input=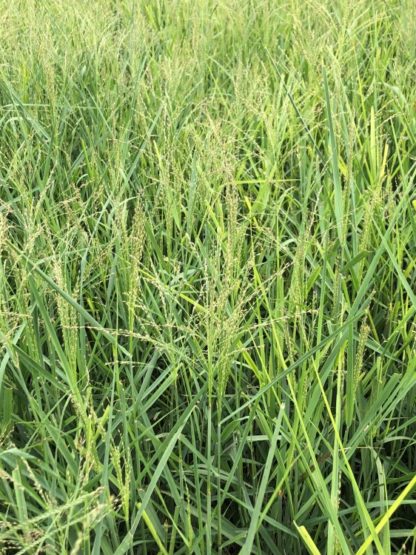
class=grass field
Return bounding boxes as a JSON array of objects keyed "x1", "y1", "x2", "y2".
[{"x1": 0, "y1": 0, "x2": 416, "y2": 553}]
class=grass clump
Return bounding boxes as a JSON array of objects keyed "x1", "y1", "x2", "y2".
[{"x1": 0, "y1": 0, "x2": 415, "y2": 553}]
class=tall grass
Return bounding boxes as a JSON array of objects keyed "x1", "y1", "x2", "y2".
[{"x1": 0, "y1": 0, "x2": 415, "y2": 553}]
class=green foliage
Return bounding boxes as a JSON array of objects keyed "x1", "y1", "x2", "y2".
[{"x1": 0, "y1": 0, "x2": 415, "y2": 553}]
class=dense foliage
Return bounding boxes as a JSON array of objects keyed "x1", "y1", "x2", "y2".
[{"x1": 0, "y1": 1, "x2": 415, "y2": 553}]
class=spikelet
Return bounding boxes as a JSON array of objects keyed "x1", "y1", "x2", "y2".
[
  {"x1": 332, "y1": 259, "x2": 342, "y2": 321},
  {"x1": 225, "y1": 183, "x2": 239, "y2": 286},
  {"x1": 354, "y1": 319, "x2": 370, "y2": 392},
  {"x1": 216, "y1": 183, "x2": 247, "y2": 415},
  {"x1": 0, "y1": 215, "x2": 12, "y2": 348},
  {"x1": 111, "y1": 443, "x2": 131, "y2": 522},
  {"x1": 0, "y1": 213, "x2": 7, "y2": 251},
  {"x1": 217, "y1": 301, "x2": 243, "y2": 416},
  {"x1": 127, "y1": 198, "x2": 145, "y2": 330},
  {"x1": 52, "y1": 260, "x2": 78, "y2": 375},
  {"x1": 22, "y1": 458, "x2": 54, "y2": 508}
]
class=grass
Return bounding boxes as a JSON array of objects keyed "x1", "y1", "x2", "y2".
[{"x1": 0, "y1": 0, "x2": 415, "y2": 553}]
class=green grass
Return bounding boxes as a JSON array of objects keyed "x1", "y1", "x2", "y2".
[{"x1": 0, "y1": 0, "x2": 415, "y2": 553}]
